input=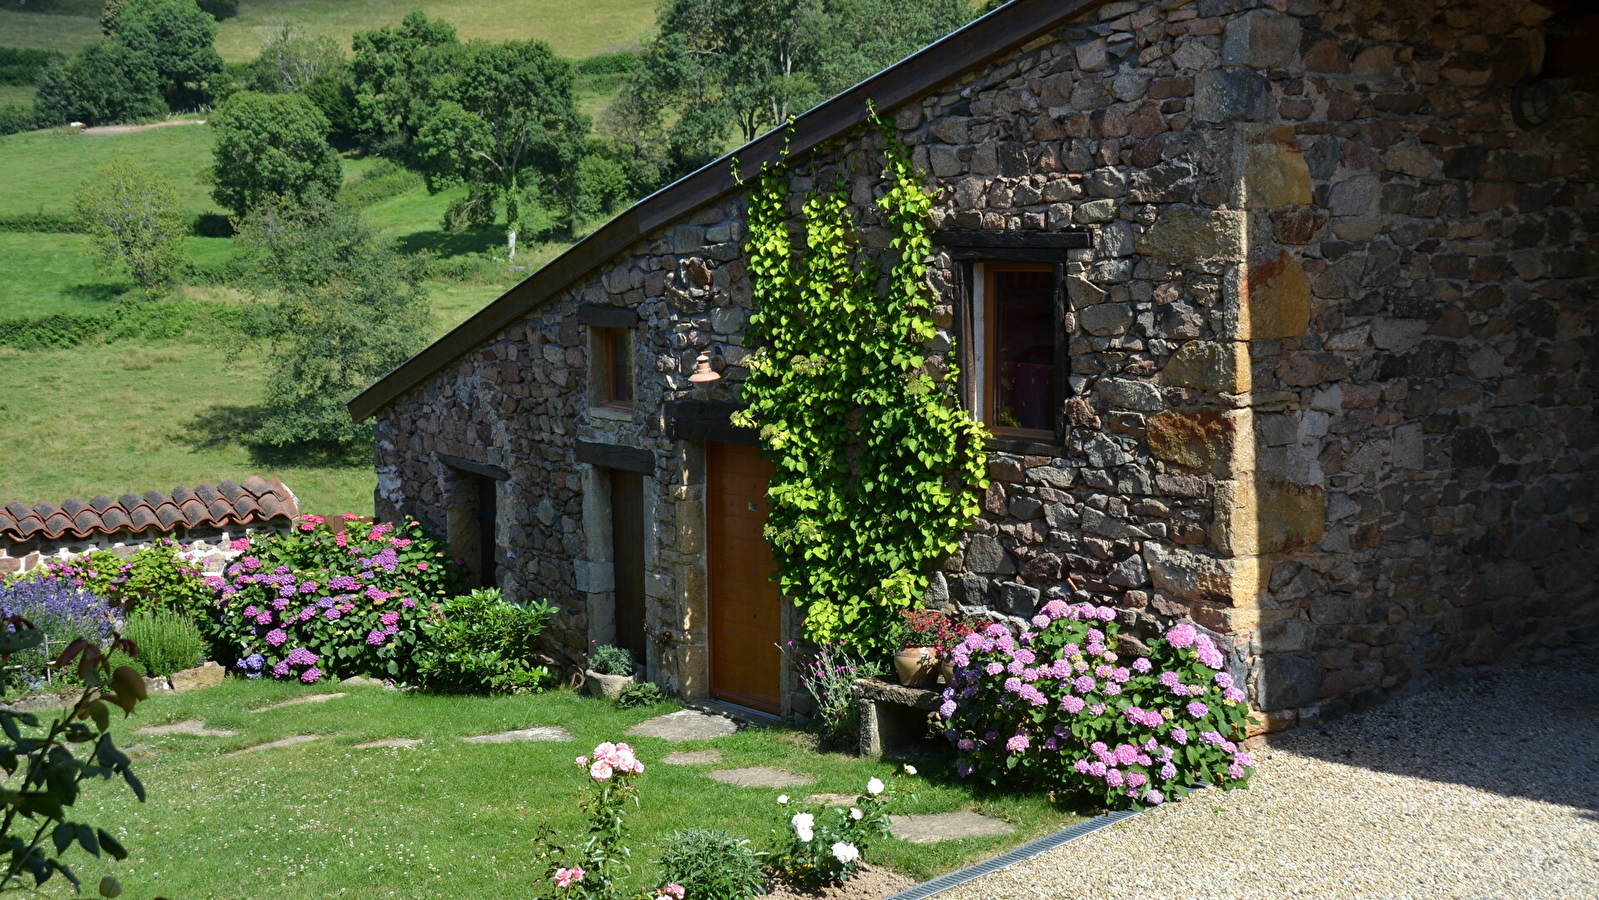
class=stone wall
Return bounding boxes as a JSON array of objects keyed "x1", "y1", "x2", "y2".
[
  {"x1": 0, "y1": 524, "x2": 290, "y2": 576},
  {"x1": 371, "y1": 0, "x2": 1597, "y2": 724}
]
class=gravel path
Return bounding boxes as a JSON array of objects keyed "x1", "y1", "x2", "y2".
[{"x1": 940, "y1": 655, "x2": 1599, "y2": 900}]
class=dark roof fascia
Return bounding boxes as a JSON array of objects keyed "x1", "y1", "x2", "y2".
[{"x1": 347, "y1": 0, "x2": 1103, "y2": 422}]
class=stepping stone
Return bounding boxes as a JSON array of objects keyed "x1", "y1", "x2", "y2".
[
  {"x1": 353, "y1": 738, "x2": 422, "y2": 749},
  {"x1": 805, "y1": 793, "x2": 859, "y2": 807},
  {"x1": 462, "y1": 726, "x2": 573, "y2": 744},
  {"x1": 251, "y1": 692, "x2": 348, "y2": 712},
  {"x1": 228, "y1": 735, "x2": 321, "y2": 756},
  {"x1": 137, "y1": 719, "x2": 238, "y2": 737},
  {"x1": 340, "y1": 676, "x2": 385, "y2": 687},
  {"x1": 661, "y1": 749, "x2": 723, "y2": 765},
  {"x1": 706, "y1": 767, "x2": 815, "y2": 788},
  {"x1": 626, "y1": 709, "x2": 737, "y2": 742},
  {"x1": 888, "y1": 811, "x2": 1015, "y2": 844}
]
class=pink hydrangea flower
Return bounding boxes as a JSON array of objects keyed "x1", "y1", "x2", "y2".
[
  {"x1": 1005, "y1": 733, "x2": 1029, "y2": 753},
  {"x1": 1166, "y1": 623, "x2": 1198, "y2": 649}
]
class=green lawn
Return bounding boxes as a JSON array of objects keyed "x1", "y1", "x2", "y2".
[
  {"x1": 0, "y1": 232, "x2": 240, "y2": 318},
  {"x1": 59, "y1": 680, "x2": 1078, "y2": 898},
  {"x1": 0, "y1": 9, "x2": 100, "y2": 55},
  {"x1": 0, "y1": 121, "x2": 221, "y2": 219}
]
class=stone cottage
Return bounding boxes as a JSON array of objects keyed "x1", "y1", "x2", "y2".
[{"x1": 349, "y1": 0, "x2": 1598, "y2": 728}]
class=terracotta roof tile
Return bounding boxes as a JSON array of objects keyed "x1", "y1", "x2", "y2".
[{"x1": 0, "y1": 478, "x2": 299, "y2": 542}]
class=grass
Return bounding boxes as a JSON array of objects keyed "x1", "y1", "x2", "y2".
[
  {"x1": 0, "y1": 233, "x2": 240, "y2": 318},
  {"x1": 0, "y1": 120, "x2": 220, "y2": 219},
  {"x1": 0, "y1": 84, "x2": 33, "y2": 106},
  {"x1": 0, "y1": 0, "x2": 655, "y2": 60},
  {"x1": 60, "y1": 680, "x2": 1081, "y2": 898}
]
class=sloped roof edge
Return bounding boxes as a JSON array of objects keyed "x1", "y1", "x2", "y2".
[{"x1": 347, "y1": 0, "x2": 1103, "y2": 422}]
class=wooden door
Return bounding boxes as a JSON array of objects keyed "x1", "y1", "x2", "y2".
[
  {"x1": 611, "y1": 471, "x2": 647, "y2": 663},
  {"x1": 707, "y1": 443, "x2": 782, "y2": 714}
]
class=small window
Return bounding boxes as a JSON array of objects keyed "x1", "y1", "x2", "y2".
[
  {"x1": 975, "y1": 265, "x2": 1057, "y2": 438},
  {"x1": 600, "y1": 328, "x2": 634, "y2": 408}
]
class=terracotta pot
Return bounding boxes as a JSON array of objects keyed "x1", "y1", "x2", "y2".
[
  {"x1": 894, "y1": 646, "x2": 940, "y2": 688},
  {"x1": 938, "y1": 659, "x2": 955, "y2": 686}
]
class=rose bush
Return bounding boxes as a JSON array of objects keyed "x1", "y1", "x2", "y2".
[
  {"x1": 206, "y1": 515, "x2": 467, "y2": 683},
  {"x1": 939, "y1": 601, "x2": 1256, "y2": 809},
  {"x1": 770, "y1": 768, "x2": 909, "y2": 888},
  {"x1": 533, "y1": 741, "x2": 647, "y2": 900}
]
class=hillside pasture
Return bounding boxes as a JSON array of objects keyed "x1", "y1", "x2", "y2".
[
  {"x1": 0, "y1": 120, "x2": 220, "y2": 218},
  {"x1": 0, "y1": 8, "x2": 100, "y2": 56}
]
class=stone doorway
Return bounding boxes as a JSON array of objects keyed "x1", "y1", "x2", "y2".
[{"x1": 706, "y1": 442, "x2": 782, "y2": 714}]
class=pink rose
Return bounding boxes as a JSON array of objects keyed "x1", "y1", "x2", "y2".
[
  {"x1": 554, "y1": 866, "x2": 585, "y2": 888},
  {"x1": 590, "y1": 761, "x2": 613, "y2": 781}
]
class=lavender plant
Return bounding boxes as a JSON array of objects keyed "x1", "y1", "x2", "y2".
[
  {"x1": 789, "y1": 642, "x2": 884, "y2": 750},
  {"x1": 0, "y1": 580, "x2": 121, "y2": 691},
  {"x1": 939, "y1": 601, "x2": 1257, "y2": 810}
]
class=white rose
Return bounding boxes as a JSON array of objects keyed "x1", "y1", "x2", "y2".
[
  {"x1": 792, "y1": 812, "x2": 814, "y2": 842},
  {"x1": 830, "y1": 842, "x2": 860, "y2": 864},
  {"x1": 903, "y1": 764, "x2": 917, "y2": 775},
  {"x1": 796, "y1": 825, "x2": 814, "y2": 842},
  {"x1": 866, "y1": 777, "x2": 884, "y2": 796},
  {"x1": 849, "y1": 807, "x2": 863, "y2": 820},
  {"x1": 777, "y1": 795, "x2": 788, "y2": 804}
]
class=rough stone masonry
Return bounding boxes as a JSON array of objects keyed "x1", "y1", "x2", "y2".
[{"x1": 371, "y1": 0, "x2": 1598, "y2": 728}]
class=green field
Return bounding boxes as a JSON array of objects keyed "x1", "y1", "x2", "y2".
[
  {"x1": 0, "y1": 121, "x2": 221, "y2": 218},
  {"x1": 0, "y1": 0, "x2": 655, "y2": 60},
  {"x1": 0, "y1": 83, "x2": 33, "y2": 105}
]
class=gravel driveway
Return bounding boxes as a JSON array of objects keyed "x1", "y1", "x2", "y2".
[{"x1": 940, "y1": 654, "x2": 1599, "y2": 900}]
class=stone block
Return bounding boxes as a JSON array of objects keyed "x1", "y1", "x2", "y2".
[
  {"x1": 1142, "y1": 542, "x2": 1259, "y2": 606},
  {"x1": 1147, "y1": 408, "x2": 1251, "y2": 477},
  {"x1": 169, "y1": 662, "x2": 225, "y2": 694},
  {"x1": 574, "y1": 559, "x2": 615, "y2": 594},
  {"x1": 1096, "y1": 377, "x2": 1163, "y2": 412},
  {"x1": 1240, "y1": 251, "x2": 1311, "y2": 340},
  {"x1": 1137, "y1": 205, "x2": 1245, "y2": 261},
  {"x1": 1211, "y1": 477, "x2": 1327, "y2": 557},
  {"x1": 1221, "y1": 11, "x2": 1303, "y2": 70},
  {"x1": 1249, "y1": 618, "x2": 1317, "y2": 654},
  {"x1": 1328, "y1": 174, "x2": 1380, "y2": 217},
  {"x1": 1392, "y1": 422, "x2": 1424, "y2": 470},
  {"x1": 1163, "y1": 341, "x2": 1251, "y2": 394},
  {"x1": 1240, "y1": 126, "x2": 1312, "y2": 209},
  {"x1": 995, "y1": 581, "x2": 1041, "y2": 617},
  {"x1": 963, "y1": 534, "x2": 1014, "y2": 575},
  {"x1": 1193, "y1": 69, "x2": 1269, "y2": 123},
  {"x1": 1248, "y1": 654, "x2": 1323, "y2": 711},
  {"x1": 1080, "y1": 302, "x2": 1134, "y2": 336}
]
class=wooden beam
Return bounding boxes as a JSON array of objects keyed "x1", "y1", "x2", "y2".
[
  {"x1": 346, "y1": 0, "x2": 1107, "y2": 423},
  {"x1": 438, "y1": 454, "x2": 509, "y2": 481},
  {"x1": 664, "y1": 401, "x2": 760, "y2": 447},
  {"x1": 574, "y1": 441, "x2": 655, "y2": 474},
  {"x1": 576, "y1": 304, "x2": 639, "y2": 329}
]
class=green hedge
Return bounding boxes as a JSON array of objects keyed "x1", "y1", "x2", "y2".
[
  {"x1": 0, "y1": 48, "x2": 63, "y2": 87},
  {"x1": 0, "y1": 299, "x2": 252, "y2": 351}
]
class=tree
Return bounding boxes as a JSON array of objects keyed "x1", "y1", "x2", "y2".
[
  {"x1": 348, "y1": 11, "x2": 459, "y2": 155},
  {"x1": 412, "y1": 39, "x2": 588, "y2": 258},
  {"x1": 59, "y1": 40, "x2": 166, "y2": 126},
  {"x1": 210, "y1": 91, "x2": 342, "y2": 216},
  {"x1": 112, "y1": 0, "x2": 225, "y2": 110},
  {"x1": 73, "y1": 160, "x2": 188, "y2": 293},
  {"x1": 248, "y1": 24, "x2": 343, "y2": 94},
  {"x1": 235, "y1": 197, "x2": 433, "y2": 451}
]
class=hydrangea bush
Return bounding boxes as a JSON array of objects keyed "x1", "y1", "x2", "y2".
[
  {"x1": 38, "y1": 539, "x2": 213, "y2": 620},
  {"x1": 939, "y1": 601, "x2": 1256, "y2": 810},
  {"x1": 207, "y1": 516, "x2": 467, "y2": 683}
]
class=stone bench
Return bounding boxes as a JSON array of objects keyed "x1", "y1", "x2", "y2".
[{"x1": 855, "y1": 677, "x2": 942, "y2": 759}]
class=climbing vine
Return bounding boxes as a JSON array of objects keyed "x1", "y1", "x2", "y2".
[{"x1": 733, "y1": 111, "x2": 989, "y2": 655}]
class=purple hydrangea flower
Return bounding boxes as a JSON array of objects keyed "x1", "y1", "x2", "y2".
[
  {"x1": 1132, "y1": 657, "x2": 1152, "y2": 673},
  {"x1": 272, "y1": 660, "x2": 291, "y2": 678},
  {"x1": 286, "y1": 647, "x2": 318, "y2": 666},
  {"x1": 266, "y1": 628, "x2": 288, "y2": 647},
  {"x1": 301, "y1": 667, "x2": 322, "y2": 684},
  {"x1": 1073, "y1": 675, "x2": 1096, "y2": 694},
  {"x1": 379, "y1": 612, "x2": 400, "y2": 627},
  {"x1": 1188, "y1": 701, "x2": 1210, "y2": 719},
  {"x1": 1005, "y1": 733, "x2": 1029, "y2": 753},
  {"x1": 1160, "y1": 761, "x2": 1177, "y2": 780},
  {"x1": 366, "y1": 630, "x2": 386, "y2": 646},
  {"x1": 324, "y1": 607, "x2": 342, "y2": 621}
]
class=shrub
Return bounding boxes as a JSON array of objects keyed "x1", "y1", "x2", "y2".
[
  {"x1": 0, "y1": 48, "x2": 64, "y2": 87},
  {"x1": 792, "y1": 642, "x2": 883, "y2": 750},
  {"x1": 939, "y1": 602, "x2": 1257, "y2": 810},
  {"x1": 0, "y1": 299, "x2": 251, "y2": 351},
  {"x1": 74, "y1": 159, "x2": 189, "y2": 292},
  {"x1": 210, "y1": 91, "x2": 342, "y2": 216},
  {"x1": 413, "y1": 588, "x2": 556, "y2": 693},
  {"x1": 770, "y1": 770, "x2": 907, "y2": 888},
  {"x1": 341, "y1": 158, "x2": 425, "y2": 207},
  {"x1": 41, "y1": 539, "x2": 213, "y2": 620},
  {"x1": 616, "y1": 681, "x2": 664, "y2": 709},
  {"x1": 531, "y1": 741, "x2": 648, "y2": 900},
  {"x1": 0, "y1": 579, "x2": 121, "y2": 691},
  {"x1": 123, "y1": 610, "x2": 206, "y2": 677},
  {"x1": 588, "y1": 643, "x2": 633, "y2": 676},
  {"x1": 655, "y1": 828, "x2": 764, "y2": 900},
  {"x1": 208, "y1": 515, "x2": 469, "y2": 683},
  {"x1": 0, "y1": 103, "x2": 35, "y2": 136}
]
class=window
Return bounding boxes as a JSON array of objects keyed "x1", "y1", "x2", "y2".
[
  {"x1": 599, "y1": 327, "x2": 634, "y2": 408},
  {"x1": 973, "y1": 264, "x2": 1059, "y2": 440}
]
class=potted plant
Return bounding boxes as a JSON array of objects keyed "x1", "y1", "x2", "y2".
[
  {"x1": 585, "y1": 643, "x2": 639, "y2": 700},
  {"x1": 892, "y1": 609, "x2": 958, "y2": 688}
]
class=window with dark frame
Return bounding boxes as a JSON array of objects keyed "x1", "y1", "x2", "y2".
[
  {"x1": 601, "y1": 327, "x2": 634, "y2": 408},
  {"x1": 980, "y1": 264, "x2": 1058, "y2": 440}
]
